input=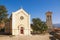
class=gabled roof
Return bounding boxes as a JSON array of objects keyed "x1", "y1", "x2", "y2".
[{"x1": 12, "y1": 8, "x2": 30, "y2": 16}]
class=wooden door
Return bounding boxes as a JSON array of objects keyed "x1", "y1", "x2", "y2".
[{"x1": 20, "y1": 27, "x2": 24, "y2": 34}]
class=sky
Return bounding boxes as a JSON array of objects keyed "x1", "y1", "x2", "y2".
[{"x1": 0, "y1": 0, "x2": 60, "y2": 24}]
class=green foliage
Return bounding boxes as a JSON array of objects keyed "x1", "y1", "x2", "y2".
[
  {"x1": 31, "y1": 18, "x2": 48, "y2": 34},
  {"x1": 0, "y1": 5, "x2": 8, "y2": 23},
  {"x1": 31, "y1": 18, "x2": 41, "y2": 31}
]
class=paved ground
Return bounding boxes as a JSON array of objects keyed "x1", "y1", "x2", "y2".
[{"x1": 0, "y1": 34, "x2": 50, "y2": 40}]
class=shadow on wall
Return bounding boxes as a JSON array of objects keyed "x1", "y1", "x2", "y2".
[{"x1": 0, "y1": 28, "x2": 11, "y2": 35}]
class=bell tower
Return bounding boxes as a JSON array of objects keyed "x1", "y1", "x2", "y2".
[{"x1": 46, "y1": 11, "x2": 53, "y2": 30}]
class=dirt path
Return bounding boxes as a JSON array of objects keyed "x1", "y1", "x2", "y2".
[{"x1": 0, "y1": 34, "x2": 50, "y2": 40}]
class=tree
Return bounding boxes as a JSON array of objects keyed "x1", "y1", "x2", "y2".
[
  {"x1": 31, "y1": 18, "x2": 41, "y2": 31},
  {"x1": 40, "y1": 22, "x2": 48, "y2": 33},
  {"x1": 31, "y1": 18, "x2": 48, "y2": 34},
  {"x1": 0, "y1": 5, "x2": 8, "y2": 29},
  {"x1": 0, "y1": 5, "x2": 8, "y2": 23}
]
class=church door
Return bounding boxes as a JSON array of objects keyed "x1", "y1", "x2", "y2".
[{"x1": 20, "y1": 27, "x2": 24, "y2": 34}]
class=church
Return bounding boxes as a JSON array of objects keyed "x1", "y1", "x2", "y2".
[
  {"x1": 5, "y1": 8, "x2": 53, "y2": 36},
  {"x1": 5, "y1": 8, "x2": 31, "y2": 35}
]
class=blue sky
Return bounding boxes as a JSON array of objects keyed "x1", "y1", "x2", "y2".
[{"x1": 0, "y1": 0, "x2": 60, "y2": 24}]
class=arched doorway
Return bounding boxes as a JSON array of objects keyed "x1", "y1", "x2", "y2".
[{"x1": 20, "y1": 27, "x2": 24, "y2": 34}]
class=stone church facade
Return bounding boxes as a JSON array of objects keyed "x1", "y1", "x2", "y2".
[{"x1": 5, "y1": 8, "x2": 31, "y2": 35}]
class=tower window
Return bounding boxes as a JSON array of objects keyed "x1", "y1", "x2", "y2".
[{"x1": 47, "y1": 16, "x2": 49, "y2": 21}]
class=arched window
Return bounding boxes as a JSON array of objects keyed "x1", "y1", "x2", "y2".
[
  {"x1": 47, "y1": 15, "x2": 49, "y2": 21},
  {"x1": 50, "y1": 15, "x2": 51, "y2": 20}
]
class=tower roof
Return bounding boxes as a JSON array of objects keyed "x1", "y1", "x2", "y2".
[{"x1": 46, "y1": 11, "x2": 52, "y2": 15}]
